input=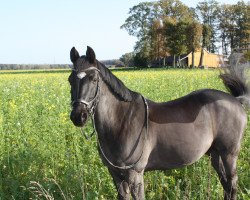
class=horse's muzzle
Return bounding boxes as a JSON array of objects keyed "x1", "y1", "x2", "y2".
[{"x1": 70, "y1": 104, "x2": 88, "y2": 127}]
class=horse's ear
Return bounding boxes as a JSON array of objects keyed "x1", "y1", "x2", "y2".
[
  {"x1": 70, "y1": 47, "x2": 80, "y2": 63},
  {"x1": 86, "y1": 46, "x2": 96, "y2": 63}
]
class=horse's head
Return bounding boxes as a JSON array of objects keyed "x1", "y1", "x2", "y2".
[{"x1": 69, "y1": 46, "x2": 100, "y2": 127}]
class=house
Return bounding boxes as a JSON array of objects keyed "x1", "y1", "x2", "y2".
[
  {"x1": 180, "y1": 49, "x2": 226, "y2": 68},
  {"x1": 165, "y1": 49, "x2": 227, "y2": 68}
]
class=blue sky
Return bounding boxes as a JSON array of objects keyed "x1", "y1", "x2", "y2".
[{"x1": 0, "y1": 0, "x2": 243, "y2": 64}]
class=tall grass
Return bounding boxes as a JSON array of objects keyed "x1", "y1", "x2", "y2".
[{"x1": 0, "y1": 69, "x2": 249, "y2": 200}]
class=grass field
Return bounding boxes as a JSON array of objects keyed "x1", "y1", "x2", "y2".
[{"x1": 0, "y1": 69, "x2": 249, "y2": 200}]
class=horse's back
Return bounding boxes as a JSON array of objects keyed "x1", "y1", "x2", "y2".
[{"x1": 148, "y1": 89, "x2": 245, "y2": 124}]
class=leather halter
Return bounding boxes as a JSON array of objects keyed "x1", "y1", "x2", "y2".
[
  {"x1": 71, "y1": 67, "x2": 101, "y2": 139},
  {"x1": 71, "y1": 67, "x2": 101, "y2": 115}
]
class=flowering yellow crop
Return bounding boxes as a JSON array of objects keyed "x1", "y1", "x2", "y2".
[{"x1": 0, "y1": 69, "x2": 248, "y2": 200}]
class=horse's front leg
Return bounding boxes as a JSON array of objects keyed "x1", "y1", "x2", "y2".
[
  {"x1": 108, "y1": 168, "x2": 145, "y2": 200},
  {"x1": 108, "y1": 168, "x2": 130, "y2": 200},
  {"x1": 129, "y1": 170, "x2": 145, "y2": 200}
]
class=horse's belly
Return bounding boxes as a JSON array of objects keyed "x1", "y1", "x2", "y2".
[{"x1": 146, "y1": 122, "x2": 213, "y2": 170}]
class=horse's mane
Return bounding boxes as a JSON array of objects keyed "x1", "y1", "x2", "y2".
[{"x1": 96, "y1": 61, "x2": 138, "y2": 102}]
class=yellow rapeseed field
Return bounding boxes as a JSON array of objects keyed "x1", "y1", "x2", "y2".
[{"x1": 0, "y1": 69, "x2": 249, "y2": 200}]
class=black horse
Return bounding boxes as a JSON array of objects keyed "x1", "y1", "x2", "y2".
[{"x1": 68, "y1": 46, "x2": 249, "y2": 200}]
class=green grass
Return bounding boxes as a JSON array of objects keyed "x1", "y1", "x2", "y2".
[{"x1": 0, "y1": 69, "x2": 249, "y2": 200}]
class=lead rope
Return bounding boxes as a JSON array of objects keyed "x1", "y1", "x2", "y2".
[{"x1": 95, "y1": 95, "x2": 149, "y2": 170}]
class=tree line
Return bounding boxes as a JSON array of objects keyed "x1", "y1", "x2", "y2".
[
  {"x1": 0, "y1": 64, "x2": 71, "y2": 70},
  {"x1": 0, "y1": 60, "x2": 124, "y2": 70},
  {"x1": 120, "y1": 0, "x2": 249, "y2": 68}
]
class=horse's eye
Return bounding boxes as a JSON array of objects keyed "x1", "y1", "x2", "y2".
[{"x1": 89, "y1": 74, "x2": 96, "y2": 82}]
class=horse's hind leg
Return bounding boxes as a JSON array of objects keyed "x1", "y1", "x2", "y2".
[
  {"x1": 220, "y1": 153, "x2": 239, "y2": 200},
  {"x1": 209, "y1": 149, "x2": 227, "y2": 189},
  {"x1": 209, "y1": 148, "x2": 239, "y2": 200}
]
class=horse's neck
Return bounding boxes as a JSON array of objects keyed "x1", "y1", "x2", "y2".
[
  {"x1": 94, "y1": 80, "x2": 147, "y2": 163},
  {"x1": 95, "y1": 81, "x2": 130, "y2": 136},
  {"x1": 94, "y1": 81, "x2": 144, "y2": 141}
]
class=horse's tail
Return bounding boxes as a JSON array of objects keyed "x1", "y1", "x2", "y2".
[{"x1": 219, "y1": 55, "x2": 250, "y2": 109}]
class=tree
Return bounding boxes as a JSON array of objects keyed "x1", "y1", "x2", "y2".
[
  {"x1": 160, "y1": 0, "x2": 195, "y2": 67},
  {"x1": 133, "y1": 52, "x2": 150, "y2": 68},
  {"x1": 120, "y1": 52, "x2": 135, "y2": 67},
  {"x1": 149, "y1": 19, "x2": 168, "y2": 66},
  {"x1": 157, "y1": 0, "x2": 196, "y2": 22},
  {"x1": 186, "y1": 22, "x2": 203, "y2": 67},
  {"x1": 197, "y1": 0, "x2": 219, "y2": 53},
  {"x1": 121, "y1": 2, "x2": 154, "y2": 38},
  {"x1": 218, "y1": 4, "x2": 231, "y2": 55},
  {"x1": 233, "y1": 1, "x2": 250, "y2": 51},
  {"x1": 164, "y1": 18, "x2": 188, "y2": 67},
  {"x1": 217, "y1": 4, "x2": 235, "y2": 55},
  {"x1": 121, "y1": 0, "x2": 195, "y2": 67},
  {"x1": 217, "y1": 1, "x2": 249, "y2": 54},
  {"x1": 121, "y1": 2, "x2": 155, "y2": 61}
]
